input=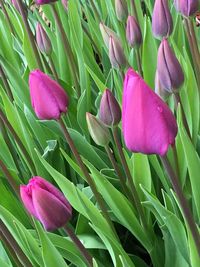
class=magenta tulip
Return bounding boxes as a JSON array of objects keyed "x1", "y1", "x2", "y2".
[
  {"x1": 20, "y1": 177, "x2": 72, "y2": 231},
  {"x1": 122, "y1": 68, "x2": 178, "y2": 156},
  {"x1": 29, "y1": 69, "x2": 68, "y2": 120}
]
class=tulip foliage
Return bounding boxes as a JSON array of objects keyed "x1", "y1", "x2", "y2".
[{"x1": 0, "y1": 0, "x2": 199, "y2": 266}]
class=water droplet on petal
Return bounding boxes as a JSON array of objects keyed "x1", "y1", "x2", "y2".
[{"x1": 157, "y1": 106, "x2": 163, "y2": 113}]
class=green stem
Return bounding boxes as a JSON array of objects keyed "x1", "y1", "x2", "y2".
[
  {"x1": 48, "y1": 55, "x2": 59, "y2": 82},
  {"x1": 0, "y1": 220, "x2": 33, "y2": 267},
  {"x1": 0, "y1": 109, "x2": 36, "y2": 175},
  {"x1": 15, "y1": 0, "x2": 43, "y2": 70},
  {"x1": 161, "y1": 155, "x2": 200, "y2": 257},
  {"x1": 63, "y1": 225, "x2": 93, "y2": 267},
  {"x1": 112, "y1": 127, "x2": 147, "y2": 229},
  {"x1": 135, "y1": 48, "x2": 143, "y2": 77},
  {"x1": 51, "y1": 4, "x2": 80, "y2": 97},
  {"x1": 59, "y1": 118, "x2": 117, "y2": 235},
  {"x1": 0, "y1": 64, "x2": 14, "y2": 101},
  {"x1": 89, "y1": 0, "x2": 101, "y2": 22}
]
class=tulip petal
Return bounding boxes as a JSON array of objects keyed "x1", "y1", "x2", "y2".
[{"x1": 20, "y1": 185, "x2": 39, "y2": 219}]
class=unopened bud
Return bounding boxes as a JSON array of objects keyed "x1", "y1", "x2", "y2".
[
  {"x1": 174, "y1": 0, "x2": 199, "y2": 17},
  {"x1": 155, "y1": 71, "x2": 171, "y2": 101},
  {"x1": 36, "y1": 23, "x2": 52, "y2": 55},
  {"x1": 126, "y1": 15, "x2": 142, "y2": 47},
  {"x1": 99, "y1": 22, "x2": 119, "y2": 48},
  {"x1": 109, "y1": 36, "x2": 127, "y2": 68}
]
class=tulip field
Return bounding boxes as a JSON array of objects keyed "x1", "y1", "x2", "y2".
[{"x1": 0, "y1": 0, "x2": 200, "y2": 266}]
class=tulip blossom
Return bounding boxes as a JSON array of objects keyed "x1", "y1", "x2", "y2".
[
  {"x1": 36, "y1": 23, "x2": 52, "y2": 55},
  {"x1": 99, "y1": 89, "x2": 121, "y2": 127},
  {"x1": 29, "y1": 69, "x2": 68, "y2": 120},
  {"x1": 20, "y1": 177, "x2": 72, "y2": 231},
  {"x1": 126, "y1": 16, "x2": 142, "y2": 47},
  {"x1": 122, "y1": 68, "x2": 178, "y2": 156},
  {"x1": 157, "y1": 39, "x2": 184, "y2": 91},
  {"x1": 152, "y1": 0, "x2": 173, "y2": 39},
  {"x1": 174, "y1": 0, "x2": 199, "y2": 17}
]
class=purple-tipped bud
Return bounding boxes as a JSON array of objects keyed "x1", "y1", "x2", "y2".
[
  {"x1": 20, "y1": 177, "x2": 72, "y2": 231},
  {"x1": 174, "y1": 0, "x2": 199, "y2": 17},
  {"x1": 155, "y1": 71, "x2": 171, "y2": 101},
  {"x1": 126, "y1": 16, "x2": 142, "y2": 47},
  {"x1": 36, "y1": 23, "x2": 52, "y2": 55},
  {"x1": 152, "y1": 0, "x2": 173, "y2": 39},
  {"x1": 109, "y1": 36, "x2": 127, "y2": 68},
  {"x1": 35, "y1": 0, "x2": 57, "y2": 5},
  {"x1": 157, "y1": 39, "x2": 184, "y2": 91},
  {"x1": 99, "y1": 89, "x2": 121, "y2": 127},
  {"x1": 61, "y1": 0, "x2": 68, "y2": 11},
  {"x1": 122, "y1": 68, "x2": 178, "y2": 156},
  {"x1": 99, "y1": 23, "x2": 119, "y2": 48},
  {"x1": 86, "y1": 113, "x2": 110, "y2": 146},
  {"x1": 115, "y1": 0, "x2": 128, "y2": 21},
  {"x1": 29, "y1": 69, "x2": 69, "y2": 120}
]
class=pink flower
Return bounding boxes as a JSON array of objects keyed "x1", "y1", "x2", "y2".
[
  {"x1": 122, "y1": 68, "x2": 178, "y2": 156},
  {"x1": 20, "y1": 177, "x2": 72, "y2": 231},
  {"x1": 29, "y1": 69, "x2": 68, "y2": 120}
]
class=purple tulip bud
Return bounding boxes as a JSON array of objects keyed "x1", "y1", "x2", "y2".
[
  {"x1": 61, "y1": 0, "x2": 68, "y2": 11},
  {"x1": 109, "y1": 36, "x2": 127, "y2": 68},
  {"x1": 126, "y1": 16, "x2": 142, "y2": 47},
  {"x1": 35, "y1": 0, "x2": 57, "y2": 5},
  {"x1": 155, "y1": 70, "x2": 171, "y2": 101},
  {"x1": 29, "y1": 69, "x2": 69, "y2": 120},
  {"x1": 20, "y1": 177, "x2": 72, "y2": 231},
  {"x1": 86, "y1": 113, "x2": 110, "y2": 146},
  {"x1": 99, "y1": 23, "x2": 119, "y2": 48},
  {"x1": 152, "y1": 0, "x2": 173, "y2": 39},
  {"x1": 36, "y1": 23, "x2": 52, "y2": 55},
  {"x1": 122, "y1": 68, "x2": 178, "y2": 156},
  {"x1": 174, "y1": 0, "x2": 199, "y2": 17},
  {"x1": 157, "y1": 39, "x2": 184, "y2": 91},
  {"x1": 115, "y1": 0, "x2": 128, "y2": 21},
  {"x1": 99, "y1": 89, "x2": 121, "y2": 127}
]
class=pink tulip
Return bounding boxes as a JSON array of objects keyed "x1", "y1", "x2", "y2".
[
  {"x1": 20, "y1": 177, "x2": 72, "y2": 231},
  {"x1": 29, "y1": 69, "x2": 68, "y2": 120},
  {"x1": 122, "y1": 68, "x2": 178, "y2": 156}
]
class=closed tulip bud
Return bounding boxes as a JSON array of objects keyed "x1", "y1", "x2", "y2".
[
  {"x1": 115, "y1": 0, "x2": 128, "y2": 21},
  {"x1": 20, "y1": 177, "x2": 72, "y2": 231},
  {"x1": 109, "y1": 36, "x2": 127, "y2": 68},
  {"x1": 99, "y1": 23, "x2": 119, "y2": 48},
  {"x1": 36, "y1": 23, "x2": 52, "y2": 55},
  {"x1": 155, "y1": 71, "x2": 171, "y2": 101},
  {"x1": 152, "y1": 0, "x2": 173, "y2": 39},
  {"x1": 35, "y1": 0, "x2": 57, "y2": 5},
  {"x1": 61, "y1": 0, "x2": 68, "y2": 11},
  {"x1": 29, "y1": 69, "x2": 69, "y2": 120},
  {"x1": 86, "y1": 113, "x2": 110, "y2": 146},
  {"x1": 174, "y1": 0, "x2": 199, "y2": 17},
  {"x1": 126, "y1": 16, "x2": 142, "y2": 47},
  {"x1": 157, "y1": 39, "x2": 184, "y2": 91},
  {"x1": 99, "y1": 89, "x2": 121, "y2": 126},
  {"x1": 122, "y1": 68, "x2": 177, "y2": 156}
]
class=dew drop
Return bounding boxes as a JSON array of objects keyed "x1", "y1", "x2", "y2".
[{"x1": 157, "y1": 106, "x2": 163, "y2": 113}]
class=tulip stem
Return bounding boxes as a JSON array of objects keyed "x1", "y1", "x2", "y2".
[
  {"x1": 89, "y1": 0, "x2": 101, "y2": 22},
  {"x1": 112, "y1": 127, "x2": 147, "y2": 229},
  {"x1": 15, "y1": 0, "x2": 43, "y2": 70},
  {"x1": 0, "y1": 109, "x2": 36, "y2": 175},
  {"x1": 105, "y1": 145, "x2": 131, "y2": 198},
  {"x1": 0, "y1": 219, "x2": 33, "y2": 267},
  {"x1": 173, "y1": 93, "x2": 191, "y2": 139},
  {"x1": 161, "y1": 155, "x2": 200, "y2": 257},
  {"x1": 130, "y1": 0, "x2": 139, "y2": 23},
  {"x1": 0, "y1": 0, "x2": 15, "y2": 36},
  {"x1": 0, "y1": 64, "x2": 14, "y2": 102},
  {"x1": 59, "y1": 118, "x2": 117, "y2": 236},
  {"x1": 135, "y1": 48, "x2": 143, "y2": 77},
  {"x1": 51, "y1": 4, "x2": 80, "y2": 97},
  {"x1": 63, "y1": 225, "x2": 93, "y2": 267},
  {"x1": 48, "y1": 55, "x2": 59, "y2": 82}
]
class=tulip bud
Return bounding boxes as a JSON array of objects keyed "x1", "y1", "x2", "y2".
[
  {"x1": 157, "y1": 39, "x2": 184, "y2": 91},
  {"x1": 122, "y1": 68, "x2": 177, "y2": 156},
  {"x1": 174, "y1": 0, "x2": 199, "y2": 17},
  {"x1": 99, "y1": 89, "x2": 121, "y2": 127},
  {"x1": 99, "y1": 23, "x2": 119, "y2": 48},
  {"x1": 86, "y1": 113, "x2": 110, "y2": 146},
  {"x1": 35, "y1": 0, "x2": 57, "y2": 5},
  {"x1": 20, "y1": 177, "x2": 72, "y2": 231},
  {"x1": 29, "y1": 69, "x2": 69, "y2": 120},
  {"x1": 115, "y1": 0, "x2": 128, "y2": 21},
  {"x1": 126, "y1": 16, "x2": 142, "y2": 47},
  {"x1": 155, "y1": 71, "x2": 171, "y2": 101},
  {"x1": 61, "y1": 0, "x2": 68, "y2": 11},
  {"x1": 109, "y1": 36, "x2": 127, "y2": 68},
  {"x1": 36, "y1": 23, "x2": 52, "y2": 55},
  {"x1": 152, "y1": 0, "x2": 173, "y2": 39}
]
